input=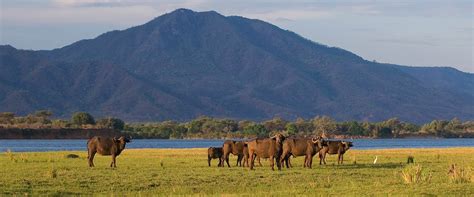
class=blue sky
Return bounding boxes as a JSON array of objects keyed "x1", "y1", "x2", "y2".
[{"x1": 1, "y1": 0, "x2": 472, "y2": 72}]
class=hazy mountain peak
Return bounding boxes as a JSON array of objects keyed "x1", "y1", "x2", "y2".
[{"x1": 1, "y1": 9, "x2": 473, "y2": 123}]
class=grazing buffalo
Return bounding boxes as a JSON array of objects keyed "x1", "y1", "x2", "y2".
[
  {"x1": 319, "y1": 140, "x2": 353, "y2": 165},
  {"x1": 280, "y1": 137, "x2": 323, "y2": 168},
  {"x1": 87, "y1": 136, "x2": 131, "y2": 168},
  {"x1": 222, "y1": 140, "x2": 246, "y2": 167},
  {"x1": 208, "y1": 147, "x2": 224, "y2": 167},
  {"x1": 246, "y1": 133, "x2": 286, "y2": 170}
]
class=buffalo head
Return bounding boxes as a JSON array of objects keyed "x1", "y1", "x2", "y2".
[
  {"x1": 342, "y1": 141, "x2": 353, "y2": 149},
  {"x1": 311, "y1": 136, "x2": 323, "y2": 149},
  {"x1": 270, "y1": 133, "x2": 286, "y2": 144}
]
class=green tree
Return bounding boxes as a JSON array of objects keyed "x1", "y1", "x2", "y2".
[
  {"x1": 97, "y1": 117, "x2": 124, "y2": 130},
  {"x1": 71, "y1": 112, "x2": 95, "y2": 126},
  {"x1": 0, "y1": 112, "x2": 15, "y2": 124},
  {"x1": 285, "y1": 122, "x2": 297, "y2": 136},
  {"x1": 263, "y1": 117, "x2": 288, "y2": 132}
]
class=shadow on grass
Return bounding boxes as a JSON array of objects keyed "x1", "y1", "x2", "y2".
[{"x1": 320, "y1": 162, "x2": 404, "y2": 169}]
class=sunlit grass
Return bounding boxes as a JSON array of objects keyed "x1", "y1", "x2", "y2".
[{"x1": 0, "y1": 148, "x2": 473, "y2": 195}]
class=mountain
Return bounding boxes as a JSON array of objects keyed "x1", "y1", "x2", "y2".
[{"x1": 1, "y1": 8, "x2": 473, "y2": 123}]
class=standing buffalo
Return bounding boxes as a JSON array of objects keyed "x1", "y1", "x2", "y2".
[
  {"x1": 319, "y1": 140, "x2": 353, "y2": 165},
  {"x1": 222, "y1": 140, "x2": 246, "y2": 167},
  {"x1": 280, "y1": 136, "x2": 323, "y2": 169},
  {"x1": 87, "y1": 136, "x2": 131, "y2": 168},
  {"x1": 207, "y1": 147, "x2": 224, "y2": 167},
  {"x1": 246, "y1": 133, "x2": 286, "y2": 171},
  {"x1": 242, "y1": 144, "x2": 263, "y2": 168}
]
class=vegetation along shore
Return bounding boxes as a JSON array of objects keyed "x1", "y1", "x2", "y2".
[{"x1": 1, "y1": 111, "x2": 473, "y2": 139}]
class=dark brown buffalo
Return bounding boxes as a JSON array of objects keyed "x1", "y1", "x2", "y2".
[
  {"x1": 319, "y1": 140, "x2": 353, "y2": 164},
  {"x1": 222, "y1": 140, "x2": 245, "y2": 167},
  {"x1": 246, "y1": 133, "x2": 286, "y2": 170},
  {"x1": 87, "y1": 136, "x2": 130, "y2": 168},
  {"x1": 280, "y1": 136, "x2": 323, "y2": 168},
  {"x1": 208, "y1": 147, "x2": 224, "y2": 167}
]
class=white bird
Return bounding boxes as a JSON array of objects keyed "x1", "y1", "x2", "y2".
[{"x1": 373, "y1": 156, "x2": 378, "y2": 164}]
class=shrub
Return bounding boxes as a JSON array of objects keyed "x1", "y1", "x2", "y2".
[
  {"x1": 448, "y1": 164, "x2": 472, "y2": 183},
  {"x1": 71, "y1": 112, "x2": 95, "y2": 126},
  {"x1": 401, "y1": 164, "x2": 432, "y2": 184},
  {"x1": 47, "y1": 168, "x2": 57, "y2": 179},
  {"x1": 6, "y1": 149, "x2": 16, "y2": 162}
]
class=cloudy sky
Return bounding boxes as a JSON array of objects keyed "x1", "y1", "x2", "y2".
[{"x1": 1, "y1": 0, "x2": 473, "y2": 72}]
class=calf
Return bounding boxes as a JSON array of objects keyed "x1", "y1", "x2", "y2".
[{"x1": 207, "y1": 147, "x2": 224, "y2": 167}]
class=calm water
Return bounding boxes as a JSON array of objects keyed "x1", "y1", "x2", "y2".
[{"x1": 1, "y1": 138, "x2": 474, "y2": 152}]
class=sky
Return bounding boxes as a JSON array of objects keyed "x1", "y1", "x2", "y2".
[{"x1": 1, "y1": 0, "x2": 473, "y2": 72}]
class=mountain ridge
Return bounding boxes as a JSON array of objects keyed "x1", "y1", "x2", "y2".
[{"x1": 1, "y1": 9, "x2": 473, "y2": 123}]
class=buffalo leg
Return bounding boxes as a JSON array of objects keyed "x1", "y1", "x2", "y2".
[
  {"x1": 226, "y1": 156, "x2": 231, "y2": 167},
  {"x1": 249, "y1": 152, "x2": 255, "y2": 170},
  {"x1": 243, "y1": 154, "x2": 248, "y2": 167},
  {"x1": 257, "y1": 157, "x2": 263, "y2": 167},
  {"x1": 208, "y1": 156, "x2": 211, "y2": 167},
  {"x1": 276, "y1": 156, "x2": 282, "y2": 171},
  {"x1": 237, "y1": 154, "x2": 242, "y2": 167},
  {"x1": 306, "y1": 155, "x2": 313, "y2": 169},
  {"x1": 320, "y1": 152, "x2": 327, "y2": 165},
  {"x1": 88, "y1": 151, "x2": 96, "y2": 167},
  {"x1": 218, "y1": 157, "x2": 223, "y2": 167},
  {"x1": 270, "y1": 156, "x2": 275, "y2": 171},
  {"x1": 110, "y1": 155, "x2": 116, "y2": 168}
]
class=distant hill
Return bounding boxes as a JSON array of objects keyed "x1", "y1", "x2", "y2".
[{"x1": 1, "y1": 8, "x2": 473, "y2": 123}]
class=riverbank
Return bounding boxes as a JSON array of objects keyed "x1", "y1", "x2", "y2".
[{"x1": 1, "y1": 148, "x2": 472, "y2": 195}]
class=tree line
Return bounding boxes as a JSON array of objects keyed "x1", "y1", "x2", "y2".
[
  {"x1": 0, "y1": 111, "x2": 124, "y2": 130},
  {"x1": 0, "y1": 111, "x2": 472, "y2": 138}
]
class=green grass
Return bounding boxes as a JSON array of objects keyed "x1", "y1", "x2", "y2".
[{"x1": 1, "y1": 148, "x2": 473, "y2": 195}]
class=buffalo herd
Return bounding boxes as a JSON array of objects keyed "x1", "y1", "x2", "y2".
[
  {"x1": 208, "y1": 134, "x2": 354, "y2": 171},
  {"x1": 86, "y1": 134, "x2": 353, "y2": 170}
]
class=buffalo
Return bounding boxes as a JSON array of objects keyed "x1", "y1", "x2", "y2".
[
  {"x1": 280, "y1": 136, "x2": 323, "y2": 169},
  {"x1": 87, "y1": 136, "x2": 131, "y2": 168},
  {"x1": 207, "y1": 147, "x2": 224, "y2": 167},
  {"x1": 222, "y1": 140, "x2": 246, "y2": 167},
  {"x1": 319, "y1": 140, "x2": 353, "y2": 165},
  {"x1": 246, "y1": 133, "x2": 286, "y2": 170},
  {"x1": 242, "y1": 144, "x2": 263, "y2": 168}
]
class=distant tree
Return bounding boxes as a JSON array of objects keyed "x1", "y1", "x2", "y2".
[
  {"x1": 312, "y1": 116, "x2": 337, "y2": 136},
  {"x1": 285, "y1": 122, "x2": 297, "y2": 136},
  {"x1": 34, "y1": 110, "x2": 53, "y2": 119},
  {"x1": 263, "y1": 117, "x2": 287, "y2": 132},
  {"x1": 446, "y1": 118, "x2": 462, "y2": 131},
  {"x1": 34, "y1": 110, "x2": 53, "y2": 124},
  {"x1": 71, "y1": 112, "x2": 95, "y2": 126},
  {"x1": 0, "y1": 112, "x2": 15, "y2": 124},
  {"x1": 346, "y1": 121, "x2": 365, "y2": 136},
  {"x1": 97, "y1": 117, "x2": 124, "y2": 130},
  {"x1": 243, "y1": 124, "x2": 268, "y2": 137},
  {"x1": 378, "y1": 127, "x2": 392, "y2": 138},
  {"x1": 295, "y1": 117, "x2": 313, "y2": 134},
  {"x1": 51, "y1": 119, "x2": 71, "y2": 128}
]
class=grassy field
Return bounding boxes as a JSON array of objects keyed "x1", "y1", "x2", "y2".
[{"x1": 1, "y1": 147, "x2": 473, "y2": 196}]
